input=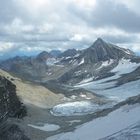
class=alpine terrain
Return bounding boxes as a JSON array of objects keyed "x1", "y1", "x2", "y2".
[{"x1": 0, "y1": 38, "x2": 140, "y2": 140}]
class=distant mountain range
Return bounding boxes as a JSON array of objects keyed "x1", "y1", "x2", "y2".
[{"x1": 0, "y1": 38, "x2": 140, "y2": 86}]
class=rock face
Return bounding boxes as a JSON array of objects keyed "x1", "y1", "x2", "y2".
[
  {"x1": 0, "y1": 124, "x2": 30, "y2": 140},
  {"x1": 58, "y1": 49, "x2": 79, "y2": 58},
  {"x1": 36, "y1": 51, "x2": 52, "y2": 62},
  {"x1": 50, "y1": 50, "x2": 62, "y2": 57},
  {"x1": 0, "y1": 76, "x2": 26, "y2": 119},
  {"x1": 0, "y1": 76, "x2": 29, "y2": 140},
  {"x1": 81, "y1": 38, "x2": 135, "y2": 64},
  {"x1": 58, "y1": 38, "x2": 137, "y2": 85},
  {"x1": 57, "y1": 38, "x2": 135, "y2": 66}
]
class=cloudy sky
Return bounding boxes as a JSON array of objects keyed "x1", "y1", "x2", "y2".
[{"x1": 0, "y1": 0, "x2": 140, "y2": 58}]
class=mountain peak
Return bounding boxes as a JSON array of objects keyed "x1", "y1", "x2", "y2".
[
  {"x1": 37, "y1": 51, "x2": 52, "y2": 61},
  {"x1": 91, "y1": 38, "x2": 107, "y2": 49},
  {"x1": 58, "y1": 48, "x2": 78, "y2": 58},
  {"x1": 94, "y1": 38, "x2": 106, "y2": 44},
  {"x1": 84, "y1": 38, "x2": 135, "y2": 63},
  {"x1": 50, "y1": 50, "x2": 62, "y2": 57},
  {"x1": 96, "y1": 37, "x2": 104, "y2": 43}
]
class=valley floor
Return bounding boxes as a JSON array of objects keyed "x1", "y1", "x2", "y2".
[{"x1": 10, "y1": 94, "x2": 140, "y2": 140}]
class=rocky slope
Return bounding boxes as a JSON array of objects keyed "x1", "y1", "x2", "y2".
[
  {"x1": 0, "y1": 52, "x2": 49, "y2": 81},
  {"x1": 0, "y1": 69, "x2": 64, "y2": 108},
  {"x1": 58, "y1": 38, "x2": 138, "y2": 85},
  {"x1": 58, "y1": 49, "x2": 79, "y2": 58},
  {"x1": 0, "y1": 76, "x2": 26, "y2": 118},
  {"x1": 0, "y1": 75, "x2": 29, "y2": 140},
  {"x1": 50, "y1": 50, "x2": 62, "y2": 57},
  {"x1": 83, "y1": 38, "x2": 135, "y2": 63}
]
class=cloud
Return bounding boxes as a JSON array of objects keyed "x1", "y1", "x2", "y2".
[
  {"x1": 70, "y1": 0, "x2": 140, "y2": 33},
  {"x1": 114, "y1": 0, "x2": 140, "y2": 15},
  {"x1": 0, "y1": 42, "x2": 15, "y2": 52},
  {"x1": 70, "y1": 34, "x2": 89, "y2": 42},
  {"x1": 0, "y1": 0, "x2": 140, "y2": 58},
  {"x1": 4, "y1": 18, "x2": 35, "y2": 34}
]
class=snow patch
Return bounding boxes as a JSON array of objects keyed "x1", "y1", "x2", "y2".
[
  {"x1": 46, "y1": 58, "x2": 58, "y2": 66},
  {"x1": 74, "y1": 54, "x2": 80, "y2": 58},
  {"x1": 70, "y1": 95, "x2": 77, "y2": 100},
  {"x1": 76, "y1": 58, "x2": 140, "y2": 88},
  {"x1": 51, "y1": 101, "x2": 99, "y2": 116},
  {"x1": 78, "y1": 58, "x2": 84, "y2": 65},
  {"x1": 78, "y1": 77, "x2": 94, "y2": 84},
  {"x1": 97, "y1": 59, "x2": 114, "y2": 70},
  {"x1": 111, "y1": 58, "x2": 140, "y2": 75},
  {"x1": 75, "y1": 70, "x2": 81, "y2": 76},
  {"x1": 77, "y1": 79, "x2": 140, "y2": 102},
  {"x1": 28, "y1": 123, "x2": 60, "y2": 132},
  {"x1": 65, "y1": 56, "x2": 71, "y2": 59},
  {"x1": 68, "y1": 120, "x2": 81, "y2": 125},
  {"x1": 124, "y1": 49, "x2": 132, "y2": 55}
]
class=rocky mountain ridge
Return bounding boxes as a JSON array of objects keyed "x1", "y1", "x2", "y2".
[{"x1": 0, "y1": 38, "x2": 139, "y2": 86}]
